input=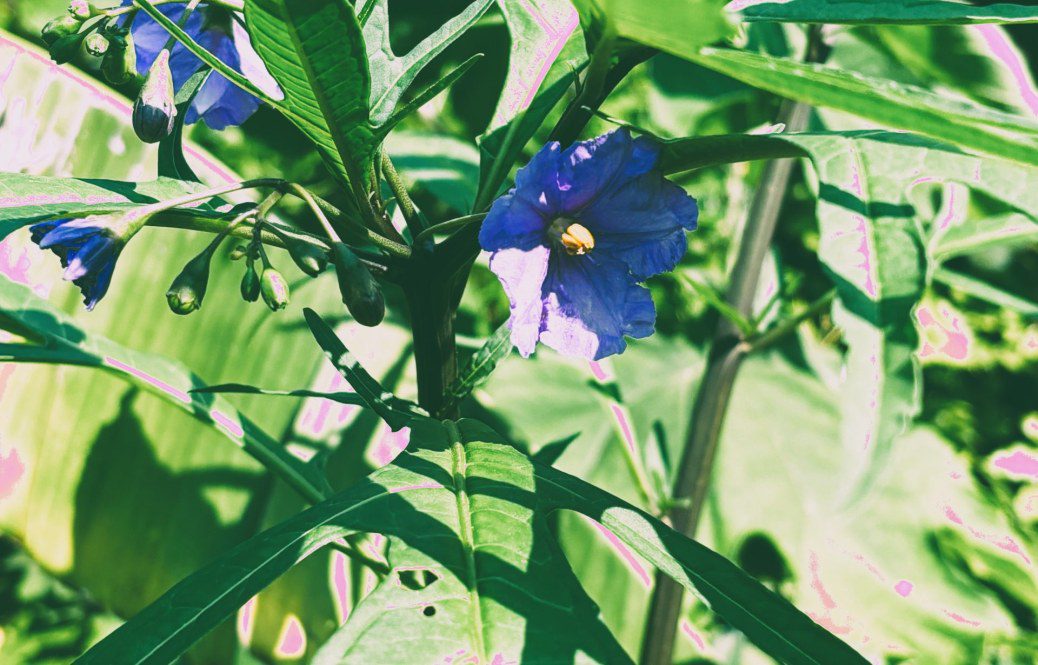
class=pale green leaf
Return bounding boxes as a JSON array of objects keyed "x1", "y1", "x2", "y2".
[{"x1": 689, "y1": 47, "x2": 1038, "y2": 167}]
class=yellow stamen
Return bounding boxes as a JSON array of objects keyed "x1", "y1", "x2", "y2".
[{"x1": 559, "y1": 222, "x2": 595, "y2": 255}]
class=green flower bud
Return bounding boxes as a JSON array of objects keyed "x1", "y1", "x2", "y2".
[
  {"x1": 84, "y1": 32, "x2": 109, "y2": 57},
  {"x1": 48, "y1": 32, "x2": 86, "y2": 65},
  {"x1": 260, "y1": 268, "x2": 290, "y2": 311},
  {"x1": 100, "y1": 33, "x2": 136, "y2": 85},
  {"x1": 165, "y1": 248, "x2": 214, "y2": 315},
  {"x1": 285, "y1": 239, "x2": 328, "y2": 277},
  {"x1": 67, "y1": 0, "x2": 95, "y2": 20},
  {"x1": 330, "y1": 243, "x2": 384, "y2": 327},
  {"x1": 42, "y1": 15, "x2": 81, "y2": 46},
  {"x1": 241, "y1": 259, "x2": 261, "y2": 302},
  {"x1": 132, "y1": 49, "x2": 176, "y2": 143},
  {"x1": 229, "y1": 245, "x2": 249, "y2": 261}
]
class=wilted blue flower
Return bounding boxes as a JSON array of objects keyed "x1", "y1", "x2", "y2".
[
  {"x1": 479, "y1": 129, "x2": 698, "y2": 360},
  {"x1": 122, "y1": 1, "x2": 279, "y2": 129},
  {"x1": 30, "y1": 214, "x2": 144, "y2": 310}
]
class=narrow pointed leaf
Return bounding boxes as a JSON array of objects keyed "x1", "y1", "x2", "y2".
[{"x1": 736, "y1": 0, "x2": 1038, "y2": 25}]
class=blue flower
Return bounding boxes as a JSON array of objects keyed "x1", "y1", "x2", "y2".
[
  {"x1": 30, "y1": 217, "x2": 133, "y2": 310},
  {"x1": 479, "y1": 129, "x2": 698, "y2": 360},
  {"x1": 123, "y1": 1, "x2": 280, "y2": 129}
]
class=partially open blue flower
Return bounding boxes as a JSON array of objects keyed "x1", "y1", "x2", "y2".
[
  {"x1": 30, "y1": 214, "x2": 143, "y2": 310},
  {"x1": 479, "y1": 129, "x2": 698, "y2": 360},
  {"x1": 123, "y1": 1, "x2": 280, "y2": 129}
]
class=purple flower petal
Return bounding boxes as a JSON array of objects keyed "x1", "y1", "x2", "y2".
[
  {"x1": 479, "y1": 129, "x2": 697, "y2": 360},
  {"x1": 582, "y1": 167, "x2": 699, "y2": 280},
  {"x1": 539, "y1": 255, "x2": 656, "y2": 360},
  {"x1": 489, "y1": 245, "x2": 551, "y2": 357}
]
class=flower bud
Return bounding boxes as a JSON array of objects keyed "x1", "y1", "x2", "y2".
[
  {"x1": 132, "y1": 49, "x2": 176, "y2": 143},
  {"x1": 229, "y1": 245, "x2": 249, "y2": 261},
  {"x1": 84, "y1": 32, "x2": 109, "y2": 57},
  {"x1": 42, "y1": 15, "x2": 81, "y2": 46},
  {"x1": 48, "y1": 32, "x2": 86, "y2": 64},
  {"x1": 67, "y1": 0, "x2": 96, "y2": 20},
  {"x1": 240, "y1": 259, "x2": 261, "y2": 302},
  {"x1": 330, "y1": 243, "x2": 384, "y2": 327},
  {"x1": 285, "y1": 239, "x2": 328, "y2": 277},
  {"x1": 260, "y1": 268, "x2": 290, "y2": 311},
  {"x1": 165, "y1": 248, "x2": 213, "y2": 315},
  {"x1": 100, "y1": 33, "x2": 136, "y2": 85}
]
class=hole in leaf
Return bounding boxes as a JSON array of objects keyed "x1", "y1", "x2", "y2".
[
  {"x1": 397, "y1": 568, "x2": 439, "y2": 590},
  {"x1": 422, "y1": 605, "x2": 436, "y2": 617}
]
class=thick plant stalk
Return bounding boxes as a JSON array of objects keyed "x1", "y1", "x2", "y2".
[
  {"x1": 405, "y1": 246, "x2": 460, "y2": 419},
  {"x1": 639, "y1": 28, "x2": 825, "y2": 665}
]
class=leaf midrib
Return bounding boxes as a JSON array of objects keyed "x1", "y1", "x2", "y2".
[{"x1": 449, "y1": 437, "x2": 488, "y2": 660}]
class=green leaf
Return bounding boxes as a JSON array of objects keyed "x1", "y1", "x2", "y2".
[
  {"x1": 475, "y1": 27, "x2": 587, "y2": 211},
  {"x1": 448, "y1": 322, "x2": 513, "y2": 409},
  {"x1": 384, "y1": 131, "x2": 480, "y2": 214},
  {"x1": 157, "y1": 68, "x2": 209, "y2": 182},
  {"x1": 361, "y1": 0, "x2": 494, "y2": 125},
  {"x1": 662, "y1": 128, "x2": 1038, "y2": 493},
  {"x1": 688, "y1": 47, "x2": 1038, "y2": 167},
  {"x1": 303, "y1": 307, "x2": 422, "y2": 430},
  {"x1": 381, "y1": 53, "x2": 483, "y2": 132},
  {"x1": 490, "y1": 0, "x2": 581, "y2": 128},
  {"x1": 0, "y1": 32, "x2": 344, "y2": 661},
  {"x1": 736, "y1": 0, "x2": 1038, "y2": 25},
  {"x1": 829, "y1": 24, "x2": 1038, "y2": 116},
  {"x1": 0, "y1": 173, "x2": 224, "y2": 241},
  {"x1": 481, "y1": 338, "x2": 1036, "y2": 660},
  {"x1": 934, "y1": 267, "x2": 1038, "y2": 320},
  {"x1": 574, "y1": 0, "x2": 736, "y2": 57},
  {"x1": 80, "y1": 418, "x2": 863, "y2": 664},
  {"x1": 244, "y1": 0, "x2": 374, "y2": 181},
  {"x1": 0, "y1": 277, "x2": 332, "y2": 505},
  {"x1": 191, "y1": 383, "x2": 369, "y2": 405}
]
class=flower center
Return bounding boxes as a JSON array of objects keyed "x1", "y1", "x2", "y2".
[{"x1": 549, "y1": 218, "x2": 595, "y2": 256}]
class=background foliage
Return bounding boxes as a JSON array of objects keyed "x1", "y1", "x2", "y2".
[{"x1": 0, "y1": 0, "x2": 1037, "y2": 663}]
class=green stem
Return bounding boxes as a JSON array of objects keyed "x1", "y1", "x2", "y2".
[
  {"x1": 381, "y1": 152, "x2": 425, "y2": 235},
  {"x1": 748, "y1": 289, "x2": 835, "y2": 353},
  {"x1": 639, "y1": 26, "x2": 826, "y2": 665},
  {"x1": 404, "y1": 248, "x2": 459, "y2": 419}
]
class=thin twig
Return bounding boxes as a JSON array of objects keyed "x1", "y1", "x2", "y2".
[{"x1": 639, "y1": 26, "x2": 827, "y2": 665}]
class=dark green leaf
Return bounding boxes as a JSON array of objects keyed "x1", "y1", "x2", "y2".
[
  {"x1": 362, "y1": 0, "x2": 494, "y2": 125},
  {"x1": 303, "y1": 307, "x2": 421, "y2": 430},
  {"x1": 244, "y1": 0, "x2": 375, "y2": 179},
  {"x1": 157, "y1": 68, "x2": 210, "y2": 182}
]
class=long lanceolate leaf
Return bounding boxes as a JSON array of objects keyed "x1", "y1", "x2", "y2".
[
  {"x1": 734, "y1": 0, "x2": 1038, "y2": 25},
  {"x1": 662, "y1": 129, "x2": 1038, "y2": 493},
  {"x1": 0, "y1": 277, "x2": 333, "y2": 504},
  {"x1": 303, "y1": 307, "x2": 422, "y2": 430},
  {"x1": 79, "y1": 421, "x2": 865, "y2": 664},
  {"x1": 0, "y1": 174, "x2": 225, "y2": 240},
  {"x1": 244, "y1": 0, "x2": 372, "y2": 185},
  {"x1": 688, "y1": 48, "x2": 1038, "y2": 168}
]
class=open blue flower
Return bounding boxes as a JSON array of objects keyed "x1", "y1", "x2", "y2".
[
  {"x1": 479, "y1": 129, "x2": 698, "y2": 360},
  {"x1": 30, "y1": 216, "x2": 137, "y2": 310},
  {"x1": 123, "y1": 1, "x2": 279, "y2": 129}
]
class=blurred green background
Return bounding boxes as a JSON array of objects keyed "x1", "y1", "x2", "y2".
[{"x1": 1, "y1": 1, "x2": 1038, "y2": 663}]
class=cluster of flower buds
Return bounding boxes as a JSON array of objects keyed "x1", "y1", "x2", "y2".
[{"x1": 42, "y1": 2, "x2": 137, "y2": 85}]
